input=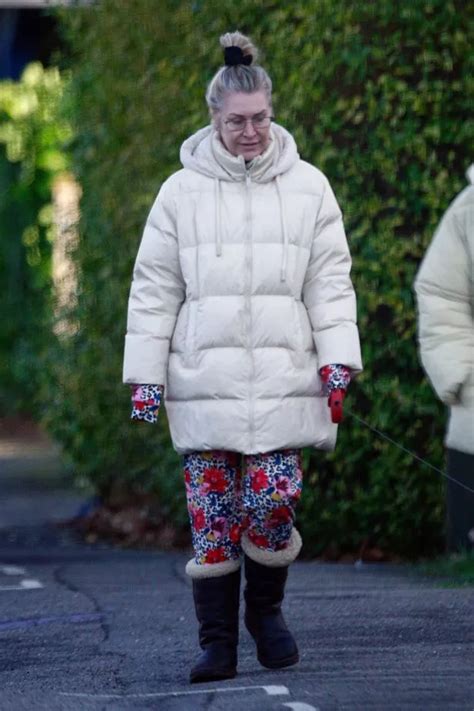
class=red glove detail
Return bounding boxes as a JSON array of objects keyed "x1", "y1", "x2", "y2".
[
  {"x1": 329, "y1": 388, "x2": 345, "y2": 424},
  {"x1": 319, "y1": 364, "x2": 351, "y2": 424}
]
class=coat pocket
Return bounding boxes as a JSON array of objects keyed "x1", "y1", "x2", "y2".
[
  {"x1": 290, "y1": 299, "x2": 306, "y2": 369},
  {"x1": 183, "y1": 300, "x2": 198, "y2": 368}
]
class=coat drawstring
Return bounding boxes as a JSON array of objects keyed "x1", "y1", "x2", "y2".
[
  {"x1": 214, "y1": 177, "x2": 222, "y2": 257},
  {"x1": 214, "y1": 174, "x2": 288, "y2": 279},
  {"x1": 276, "y1": 175, "x2": 289, "y2": 281}
]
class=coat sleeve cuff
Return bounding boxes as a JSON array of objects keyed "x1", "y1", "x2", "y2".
[
  {"x1": 123, "y1": 334, "x2": 169, "y2": 384},
  {"x1": 313, "y1": 322, "x2": 363, "y2": 373},
  {"x1": 419, "y1": 357, "x2": 470, "y2": 406}
]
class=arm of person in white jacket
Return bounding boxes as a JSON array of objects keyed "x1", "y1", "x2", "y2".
[
  {"x1": 414, "y1": 204, "x2": 473, "y2": 405},
  {"x1": 123, "y1": 179, "x2": 185, "y2": 387},
  {"x1": 302, "y1": 175, "x2": 363, "y2": 374}
]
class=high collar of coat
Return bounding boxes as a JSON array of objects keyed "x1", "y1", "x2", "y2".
[{"x1": 180, "y1": 122, "x2": 299, "y2": 183}]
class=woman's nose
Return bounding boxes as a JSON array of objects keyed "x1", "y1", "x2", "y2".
[{"x1": 242, "y1": 120, "x2": 258, "y2": 137}]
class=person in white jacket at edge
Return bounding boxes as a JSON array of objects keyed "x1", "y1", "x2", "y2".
[
  {"x1": 123, "y1": 31, "x2": 363, "y2": 684},
  {"x1": 414, "y1": 164, "x2": 474, "y2": 553}
]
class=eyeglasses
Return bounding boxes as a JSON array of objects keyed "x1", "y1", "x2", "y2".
[{"x1": 223, "y1": 115, "x2": 274, "y2": 132}]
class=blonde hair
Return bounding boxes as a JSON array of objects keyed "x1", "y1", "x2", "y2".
[{"x1": 206, "y1": 31, "x2": 273, "y2": 114}]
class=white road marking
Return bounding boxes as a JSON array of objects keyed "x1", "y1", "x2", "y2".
[
  {"x1": 265, "y1": 686, "x2": 290, "y2": 696},
  {"x1": 60, "y1": 684, "x2": 290, "y2": 700},
  {"x1": 283, "y1": 703, "x2": 320, "y2": 711},
  {"x1": 0, "y1": 565, "x2": 26, "y2": 575},
  {"x1": 0, "y1": 579, "x2": 43, "y2": 591},
  {"x1": 0, "y1": 564, "x2": 43, "y2": 591},
  {"x1": 20, "y1": 579, "x2": 43, "y2": 589}
]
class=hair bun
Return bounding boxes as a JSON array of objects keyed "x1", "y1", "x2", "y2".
[{"x1": 224, "y1": 46, "x2": 253, "y2": 67}]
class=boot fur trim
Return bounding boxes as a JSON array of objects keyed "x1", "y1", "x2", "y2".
[
  {"x1": 185, "y1": 557, "x2": 241, "y2": 579},
  {"x1": 241, "y1": 528, "x2": 302, "y2": 567}
]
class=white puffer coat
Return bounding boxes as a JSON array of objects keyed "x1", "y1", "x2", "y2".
[
  {"x1": 415, "y1": 165, "x2": 474, "y2": 455},
  {"x1": 123, "y1": 124, "x2": 363, "y2": 454}
]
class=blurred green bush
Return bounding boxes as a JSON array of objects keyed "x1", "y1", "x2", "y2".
[
  {"x1": 48, "y1": 0, "x2": 473, "y2": 557},
  {"x1": 0, "y1": 63, "x2": 71, "y2": 415}
]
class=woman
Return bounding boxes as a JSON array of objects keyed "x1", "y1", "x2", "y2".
[
  {"x1": 415, "y1": 164, "x2": 474, "y2": 552},
  {"x1": 123, "y1": 31, "x2": 362, "y2": 684}
]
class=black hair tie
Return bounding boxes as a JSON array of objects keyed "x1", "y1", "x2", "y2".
[{"x1": 224, "y1": 46, "x2": 253, "y2": 67}]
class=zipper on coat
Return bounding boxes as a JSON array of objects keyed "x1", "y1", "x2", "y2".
[{"x1": 245, "y1": 170, "x2": 255, "y2": 452}]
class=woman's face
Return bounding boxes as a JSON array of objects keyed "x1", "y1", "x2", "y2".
[{"x1": 216, "y1": 90, "x2": 272, "y2": 161}]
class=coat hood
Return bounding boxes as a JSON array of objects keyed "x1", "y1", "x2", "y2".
[
  {"x1": 180, "y1": 123, "x2": 299, "y2": 182},
  {"x1": 179, "y1": 123, "x2": 301, "y2": 280}
]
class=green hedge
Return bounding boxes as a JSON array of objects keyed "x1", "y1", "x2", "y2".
[
  {"x1": 0, "y1": 63, "x2": 71, "y2": 416},
  {"x1": 49, "y1": 0, "x2": 473, "y2": 557}
]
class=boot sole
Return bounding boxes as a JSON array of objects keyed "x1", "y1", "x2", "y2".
[
  {"x1": 190, "y1": 668, "x2": 237, "y2": 684},
  {"x1": 257, "y1": 652, "x2": 299, "y2": 669}
]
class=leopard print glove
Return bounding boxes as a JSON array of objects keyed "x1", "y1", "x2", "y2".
[
  {"x1": 319, "y1": 364, "x2": 351, "y2": 396},
  {"x1": 130, "y1": 384, "x2": 164, "y2": 424}
]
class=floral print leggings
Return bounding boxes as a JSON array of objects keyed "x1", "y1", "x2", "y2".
[{"x1": 184, "y1": 449, "x2": 303, "y2": 565}]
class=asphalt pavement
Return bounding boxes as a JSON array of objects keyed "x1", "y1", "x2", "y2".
[{"x1": 0, "y1": 421, "x2": 473, "y2": 711}]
